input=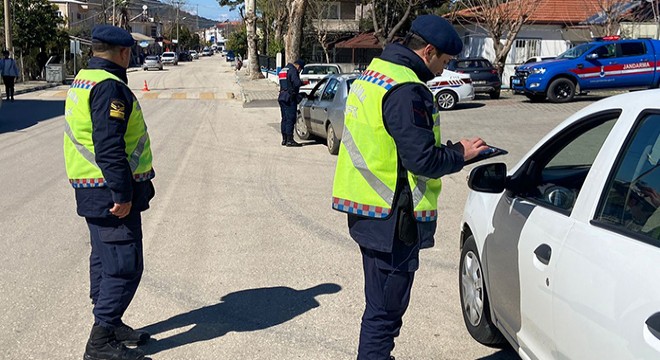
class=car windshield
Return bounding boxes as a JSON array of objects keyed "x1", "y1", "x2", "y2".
[
  {"x1": 146, "y1": 56, "x2": 158, "y2": 60},
  {"x1": 557, "y1": 44, "x2": 592, "y2": 59},
  {"x1": 162, "y1": 53, "x2": 174, "y2": 57},
  {"x1": 302, "y1": 66, "x2": 340, "y2": 75}
]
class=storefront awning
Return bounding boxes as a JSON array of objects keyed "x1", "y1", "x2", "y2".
[{"x1": 131, "y1": 32, "x2": 154, "y2": 43}]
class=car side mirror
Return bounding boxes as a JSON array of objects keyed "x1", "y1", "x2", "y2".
[
  {"x1": 468, "y1": 163, "x2": 508, "y2": 193},
  {"x1": 586, "y1": 53, "x2": 599, "y2": 60}
]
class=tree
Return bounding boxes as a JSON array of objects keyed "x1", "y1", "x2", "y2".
[
  {"x1": 218, "y1": 0, "x2": 246, "y2": 19},
  {"x1": 0, "y1": 0, "x2": 64, "y2": 53},
  {"x1": 285, "y1": 0, "x2": 308, "y2": 63},
  {"x1": 226, "y1": 28, "x2": 248, "y2": 57},
  {"x1": 453, "y1": 0, "x2": 542, "y2": 74},
  {"x1": 245, "y1": 0, "x2": 262, "y2": 78},
  {"x1": 366, "y1": 0, "x2": 436, "y2": 47},
  {"x1": 586, "y1": 0, "x2": 636, "y2": 37},
  {"x1": 307, "y1": 0, "x2": 333, "y2": 62}
]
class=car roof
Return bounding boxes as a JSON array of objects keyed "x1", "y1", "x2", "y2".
[
  {"x1": 305, "y1": 63, "x2": 341, "y2": 67},
  {"x1": 322, "y1": 73, "x2": 360, "y2": 81},
  {"x1": 455, "y1": 57, "x2": 490, "y2": 61}
]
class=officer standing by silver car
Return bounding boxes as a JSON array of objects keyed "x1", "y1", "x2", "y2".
[{"x1": 63, "y1": 25, "x2": 155, "y2": 360}]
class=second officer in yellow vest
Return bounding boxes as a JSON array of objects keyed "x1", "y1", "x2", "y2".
[
  {"x1": 332, "y1": 15, "x2": 489, "y2": 360},
  {"x1": 63, "y1": 25, "x2": 155, "y2": 360}
]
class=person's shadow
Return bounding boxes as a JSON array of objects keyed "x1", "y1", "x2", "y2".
[{"x1": 140, "y1": 283, "x2": 342, "y2": 355}]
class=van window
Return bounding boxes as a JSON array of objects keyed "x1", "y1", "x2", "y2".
[{"x1": 620, "y1": 42, "x2": 646, "y2": 57}]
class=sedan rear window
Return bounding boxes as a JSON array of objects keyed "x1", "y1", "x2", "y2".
[
  {"x1": 456, "y1": 60, "x2": 492, "y2": 69},
  {"x1": 302, "y1": 66, "x2": 340, "y2": 75},
  {"x1": 146, "y1": 56, "x2": 159, "y2": 60}
]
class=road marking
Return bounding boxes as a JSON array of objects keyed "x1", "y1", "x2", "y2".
[
  {"x1": 200, "y1": 92, "x2": 214, "y2": 100},
  {"x1": 171, "y1": 93, "x2": 187, "y2": 99},
  {"x1": 143, "y1": 92, "x2": 160, "y2": 100}
]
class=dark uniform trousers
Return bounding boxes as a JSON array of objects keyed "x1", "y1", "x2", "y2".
[
  {"x1": 86, "y1": 212, "x2": 144, "y2": 330},
  {"x1": 279, "y1": 98, "x2": 297, "y2": 136},
  {"x1": 358, "y1": 240, "x2": 420, "y2": 360}
]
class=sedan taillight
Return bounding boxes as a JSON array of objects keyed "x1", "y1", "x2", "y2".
[
  {"x1": 491, "y1": 69, "x2": 499, "y2": 74},
  {"x1": 463, "y1": 78, "x2": 472, "y2": 84}
]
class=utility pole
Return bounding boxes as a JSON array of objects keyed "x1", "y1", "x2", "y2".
[
  {"x1": 196, "y1": 4, "x2": 199, "y2": 31},
  {"x1": 4, "y1": 0, "x2": 12, "y2": 53},
  {"x1": 176, "y1": 1, "x2": 180, "y2": 50},
  {"x1": 112, "y1": 0, "x2": 116, "y2": 26}
]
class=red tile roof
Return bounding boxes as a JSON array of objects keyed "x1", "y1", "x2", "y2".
[{"x1": 454, "y1": 0, "x2": 607, "y2": 25}]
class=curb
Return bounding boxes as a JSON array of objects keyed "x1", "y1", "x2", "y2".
[
  {"x1": 14, "y1": 82, "x2": 61, "y2": 95},
  {"x1": 234, "y1": 71, "x2": 248, "y2": 106}
]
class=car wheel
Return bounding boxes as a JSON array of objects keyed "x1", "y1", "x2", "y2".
[
  {"x1": 295, "y1": 112, "x2": 311, "y2": 140},
  {"x1": 460, "y1": 235, "x2": 506, "y2": 347},
  {"x1": 489, "y1": 90, "x2": 501, "y2": 99},
  {"x1": 547, "y1": 78, "x2": 575, "y2": 103},
  {"x1": 436, "y1": 90, "x2": 457, "y2": 110},
  {"x1": 326, "y1": 123, "x2": 340, "y2": 155}
]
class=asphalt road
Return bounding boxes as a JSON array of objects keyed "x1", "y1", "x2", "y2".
[{"x1": 0, "y1": 56, "x2": 606, "y2": 360}]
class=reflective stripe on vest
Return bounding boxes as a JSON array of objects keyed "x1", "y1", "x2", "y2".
[
  {"x1": 332, "y1": 58, "x2": 442, "y2": 222},
  {"x1": 64, "y1": 69, "x2": 154, "y2": 188}
]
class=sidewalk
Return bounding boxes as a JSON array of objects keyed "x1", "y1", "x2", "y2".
[
  {"x1": 12, "y1": 80, "x2": 61, "y2": 96},
  {"x1": 234, "y1": 69, "x2": 279, "y2": 108}
]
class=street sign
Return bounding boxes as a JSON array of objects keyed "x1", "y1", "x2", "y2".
[{"x1": 69, "y1": 40, "x2": 81, "y2": 55}]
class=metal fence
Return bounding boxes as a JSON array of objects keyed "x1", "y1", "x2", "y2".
[{"x1": 258, "y1": 54, "x2": 277, "y2": 71}]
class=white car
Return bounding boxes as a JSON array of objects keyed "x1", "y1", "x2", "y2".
[
  {"x1": 160, "y1": 52, "x2": 177, "y2": 65},
  {"x1": 189, "y1": 50, "x2": 199, "y2": 59},
  {"x1": 299, "y1": 63, "x2": 342, "y2": 95},
  {"x1": 460, "y1": 90, "x2": 660, "y2": 359},
  {"x1": 427, "y1": 69, "x2": 474, "y2": 110}
]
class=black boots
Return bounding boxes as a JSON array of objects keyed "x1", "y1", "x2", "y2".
[
  {"x1": 114, "y1": 323, "x2": 150, "y2": 346},
  {"x1": 285, "y1": 134, "x2": 302, "y2": 147},
  {"x1": 281, "y1": 133, "x2": 287, "y2": 146},
  {"x1": 84, "y1": 325, "x2": 145, "y2": 360}
]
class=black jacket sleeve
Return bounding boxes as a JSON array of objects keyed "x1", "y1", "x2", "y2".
[
  {"x1": 89, "y1": 80, "x2": 135, "y2": 204},
  {"x1": 383, "y1": 83, "x2": 464, "y2": 179}
]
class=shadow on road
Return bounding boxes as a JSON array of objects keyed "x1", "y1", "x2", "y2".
[
  {"x1": 475, "y1": 345, "x2": 519, "y2": 360},
  {"x1": 140, "y1": 283, "x2": 342, "y2": 355},
  {"x1": 0, "y1": 99, "x2": 64, "y2": 134},
  {"x1": 453, "y1": 102, "x2": 486, "y2": 110}
]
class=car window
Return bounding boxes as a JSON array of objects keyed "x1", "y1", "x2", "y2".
[
  {"x1": 311, "y1": 79, "x2": 327, "y2": 99},
  {"x1": 146, "y1": 56, "x2": 158, "y2": 60},
  {"x1": 321, "y1": 79, "x2": 339, "y2": 101},
  {"x1": 519, "y1": 112, "x2": 619, "y2": 212},
  {"x1": 595, "y1": 113, "x2": 660, "y2": 242},
  {"x1": 620, "y1": 42, "x2": 646, "y2": 57},
  {"x1": 346, "y1": 78, "x2": 356, "y2": 92},
  {"x1": 303, "y1": 66, "x2": 339, "y2": 75},
  {"x1": 591, "y1": 44, "x2": 617, "y2": 59}
]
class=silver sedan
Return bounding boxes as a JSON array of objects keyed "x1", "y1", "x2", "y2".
[{"x1": 296, "y1": 73, "x2": 359, "y2": 155}]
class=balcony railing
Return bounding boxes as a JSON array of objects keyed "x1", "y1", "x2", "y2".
[{"x1": 311, "y1": 19, "x2": 359, "y2": 32}]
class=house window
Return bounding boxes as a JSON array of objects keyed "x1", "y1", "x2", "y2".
[
  {"x1": 76, "y1": 13, "x2": 82, "y2": 20},
  {"x1": 513, "y1": 38, "x2": 542, "y2": 64},
  {"x1": 323, "y1": 2, "x2": 340, "y2": 19}
]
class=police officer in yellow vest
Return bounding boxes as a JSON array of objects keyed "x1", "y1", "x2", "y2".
[
  {"x1": 332, "y1": 15, "x2": 489, "y2": 360},
  {"x1": 63, "y1": 25, "x2": 155, "y2": 360}
]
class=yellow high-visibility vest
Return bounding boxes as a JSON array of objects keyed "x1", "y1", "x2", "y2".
[
  {"x1": 64, "y1": 69, "x2": 154, "y2": 188},
  {"x1": 332, "y1": 58, "x2": 442, "y2": 222}
]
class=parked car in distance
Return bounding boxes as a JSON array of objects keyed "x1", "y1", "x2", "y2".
[
  {"x1": 160, "y1": 52, "x2": 178, "y2": 66},
  {"x1": 201, "y1": 48, "x2": 212, "y2": 56},
  {"x1": 447, "y1": 58, "x2": 502, "y2": 99},
  {"x1": 226, "y1": 50, "x2": 235, "y2": 62},
  {"x1": 427, "y1": 69, "x2": 474, "y2": 110},
  {"x1": 299, "y1": 63, "x2": 342, "y2": 95},
  {"x1": 178, "y1": 51, "x2": 192, "y2": 62},
  {"x1": 189, "y1": 50, "x2": 199, "y2": 59},
  {"x1": 142, "y1": 55, "x2": 163, "y2": 71},
  {"x1": 460, "y1": 89, "x2": 660, "y2": 360},
  {"x1": 296, "y1": 73, "x2": 359, "y2": 155}
]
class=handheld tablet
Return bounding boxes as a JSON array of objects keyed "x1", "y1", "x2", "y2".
[{"x1": 464, "y1": 145, "x2": 508, "y2": 165}]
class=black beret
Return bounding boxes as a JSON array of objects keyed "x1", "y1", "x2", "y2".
[
  {"x1": 410, "y1": 15, "x2": 463, "y2": 56},
  {"x1": 294, "y1": 59, "x2": 306, "y2": 68},
  {"x1": 92, "y1": 25, "x2": 135, "y2": 47}
]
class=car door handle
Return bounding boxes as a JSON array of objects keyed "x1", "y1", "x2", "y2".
[
  {"x1": 534, "y1": 244, "x2": 552, "y2": 265},
  {"x1": 646, "y1": 312, "x2": 660, "y2": 340}
]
